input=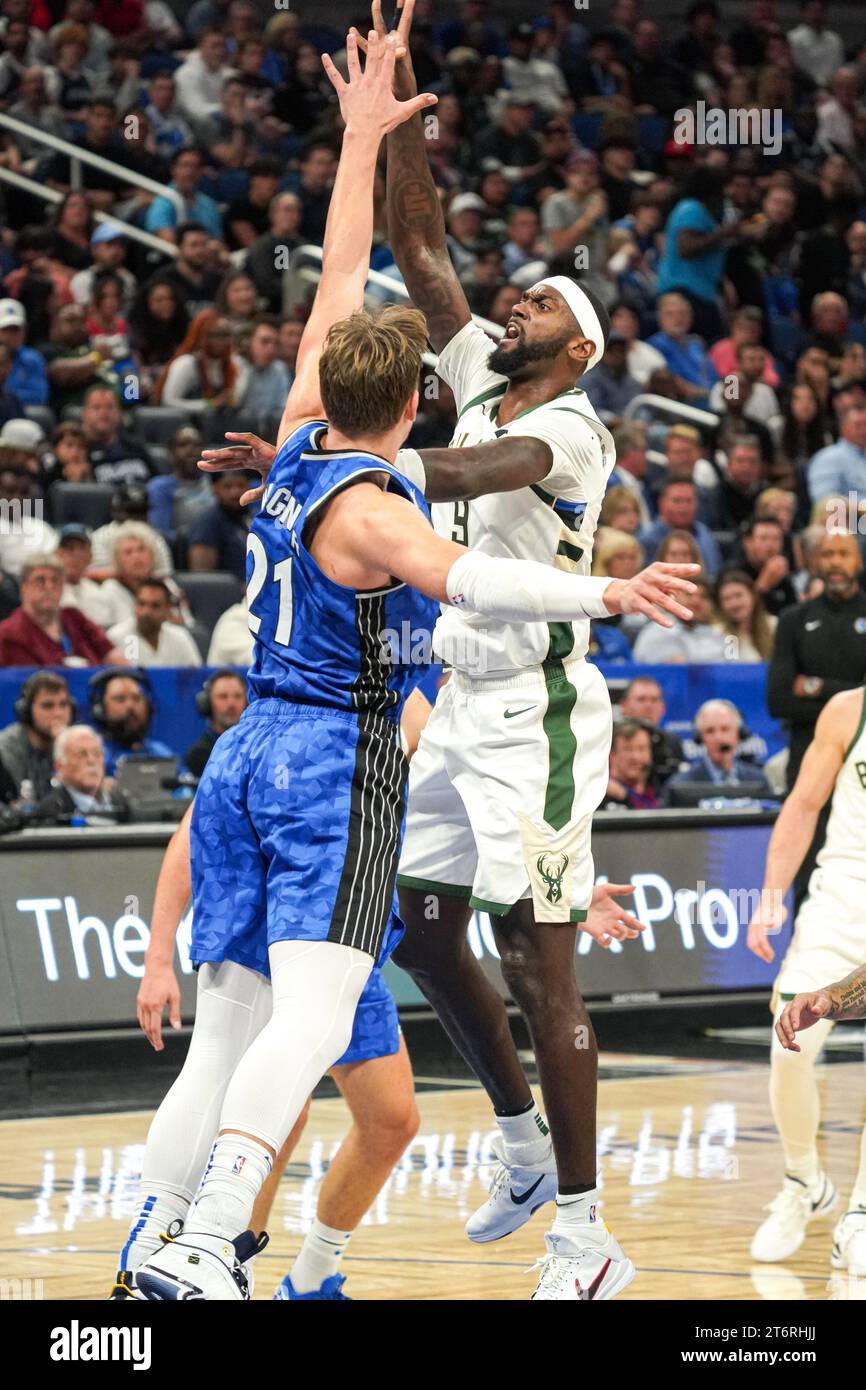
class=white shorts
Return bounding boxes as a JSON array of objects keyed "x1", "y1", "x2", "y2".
[
  {"x1": 774, "y1": 867, "x2": 866, "y2": 999},
  {"x1": 397, "y1": 656, "x2": 612, "y2": 921}
]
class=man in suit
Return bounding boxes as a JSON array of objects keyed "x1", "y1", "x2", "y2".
[
  {"x1": 32, "y1": 723, "x2": 128, "y2": 824},
  {"x1": 664, "y1": 699, "x2": 772, "y2": 801}
]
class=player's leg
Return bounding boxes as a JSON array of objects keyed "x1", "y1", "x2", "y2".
[
  {"x1": 250, "y1": 1097, "x2": 313, "y2": 1236},
  {"x1": 833, "y1": 1122, "x2": 866, "y2": 1278}
]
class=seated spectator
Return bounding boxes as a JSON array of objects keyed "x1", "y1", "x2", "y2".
[
  {"x1": 46, "y1": 23, "x2": 94, "y2": 121},
  {"x1": 154, "y1": 312, "x2": 249, "y2": 438},
  {"x1": 599, "y1": 138, "x2": 640, "y2": 222},
  {"x1": 0, "y1": 467, "x2": 58, "y2": 577},
  {"x1": 774, "y1": 381, "x2": 831, "y2": 497},
  {"x1": 708, "y1": 306, "x2": 780, "y2": 387},
  {"x1": 639, "y1": 479, "x2": 722, "y2": 574},
  {"x1": 502, "y1": 20, "x2": 569, "y2": 114},
  {"x1": 224, "y1": 157, "x2": 283, "y2": 253},
  {"x1": 476, "y1": 92, "x2": 542, "y2": 183},
  {"x1": 272, "y1": 38, "x2": 336, "y2": 134},
  {"x1": 7, "y1": 67, "x2": 66, "y2": 169},
  {"x1": 581, "y1": 331, "x2": 640, "y2": 427},
  {"x1": 647, "y1": 292, "x2": 718, "y2": 404},
  {"x1": 713, "y1": 568, "x2": 777, "y2": 663},
  {"x1": 592, "y1": 525, "x2": 646, "y2": 642},
  {"x1": 42, "y1": 303, "x2": 111, "y2": 416},
  {"x1": 57, "y1": 522, "x2": 112, "y2": 627},
  {"x1": 45, "y1": 98, "x2": 131, "y2": 210},
  {"x1": 292, "y1": 142, "x2": 337, "y2": 247},
  {"x1": 173, "y1": 25, "x2": 234, "y2": 126},
  {"x1": 600, "y1": 720, "x2": 660, "y2": 810},
  {"x1": 245, "y1": 192, "x2": 302, "y2": 314},
  {"x1": 199, "y1": 74, "x2": 258, "y2": 172},
  {"x1": 69, "y1": 224, "x2": 136, "y2": 311},
  {"x1": 82, "y1": 384, "x2": 155, "y2": 487},
  {"x1": 727, "y1": 515, "x2": 798, "y2": 616},
  {"x1": 632, "y1": 574, "x2": 728, "y2": 662},
  {"x1": 710, "y1": 342, "x2": 782, "y2": 434},
  {"x1": 128, "y1": 277, "x2": 190, "y2": 400},
  {"x1": 89, "y1": 668, "x2": 173, "y2": 776},
  {"x1": 609, "y1": 301, "x2": 666, "y2": 387},
  {"x1": 99, "y1": 522, "x2": 165, "y2": 627},
  {"x1": 145, "y1": 148, "x2": 223, "y2": 244},
  {"x1": 143, "y1": 70, "x2": 195, "y2": 160},
  {"x1": 84, "y1": 271, "x2": 132, "y2": 373},
  {"x1": 0, "y1": 299, "x2": 48, "y2": 406},
  {"x1": 0, "y1": 343, "x2": 25, "y2": 427},
  {"x1": 144, "y1": 223, "x2": 223, "y2": 321},
  {"x1": 664, "y1": 699, "x2": 772, "y2": 800},
  {"x1": 90, "y1": 482, "x2": 173, "y2": 578},
  {"x1": 712, "y1": 437, "x2": 765, "y2": 531},
  {"x1": 215, "y1": 270, "x2": 261, "y2": 349},
  {"x1": 607, "y1": 422, "x2": 652, "y2": 526},
  {"x1": 0, "y1": 417, "x2": 44, "y2": 481},
  {"x1": 0, "y1": 551, "x2": 124, "y2": 666},
  {"x1": 816, "y1": 67, "x2": 858, "y2": 155},
  {"x1": 32, "y1": 723, "x2": 128, "y2": 825},
  {"x1": 184, "y1": 667, "x2": 247, "y2": 778},
  {"x1": 47, "y1": 194, "x2": 95, "y2": 275},
  {"x1": 207, "y1": 598, "x2": 253, "y2": 665},
  {"x1": 807, "y1": 402, "x2": 866, "y2": 503},
  {"x1": 147, "y1": 425, "x2": 211, "y2": 539},
  {"x1": 832, "y1": 339, "x2": 866, "y2": 395},
  {"x1": 500, "y1": 207, "x2": 545, "y2": 279},
  {"x1": 238, "y1": 316, "x2": 291, "y2": 440},
  {"x1": 187, "y1": 471, "x2": 253, "y2": 580},
  {"x1": 0, "y1": 562, "x2": 18, "y2": 622},
  {"x1": 445, "y1": 193, "x2": 489, "y2": 278},
  {"x1": 541, "y1": 150, "x2": 609, "y2": 284},
  {"x1": 108, "y1": 577, "x2": 202, "y2": 667},
  {"x1": 802, "y1": 290, "x2": 850, "y2": 364},
  {"x1": 599, "y1": 490, "x2": 641, "y2": 536},
  {"x1": 617, "y1": 675, "x2": 685, "y2": 790},
  {"x1": 43, "y1": 420, "x2": 95, "y2": 491},
  {"x1": 0, "y1": 670, "x2": 74, "y2": 802},
  {"x1": 647, "y1": 424, "x2": 718, "y2": 522}
]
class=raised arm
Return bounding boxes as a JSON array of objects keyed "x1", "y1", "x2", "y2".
[{"x1": 277, "y1": 29, "x2": 436, "y2": 447}]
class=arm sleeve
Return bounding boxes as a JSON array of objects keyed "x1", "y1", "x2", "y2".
[
  {"x1": 445, "y1": 550, "x2": 612, "y2": 622},
  {"x1": 435, "y1": 319, "x2": 502, "y2": 416}
]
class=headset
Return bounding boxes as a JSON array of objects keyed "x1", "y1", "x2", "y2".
[
  {"x1": 15, "y1": 672, "x2": 77, "y2": 727},
  {"x1": 195, "y1": 668, "x2": 246, "y2": 719},
  {"x1": 693, "y1": 698, "x2": 749, "y2": 745},
  {"x1": 89, "y1": 666, "x2": 155, "y2": 730}
]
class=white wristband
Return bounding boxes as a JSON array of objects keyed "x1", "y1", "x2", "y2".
[{"x1": 393, "y1": 448, "x2": 426, "y2": 493}]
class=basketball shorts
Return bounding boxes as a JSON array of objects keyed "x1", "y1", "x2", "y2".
[
  {"x1": 397, "y1": 655, "x2": 612, "y2": 922},
  {"x1": 335, "y1": 965, "x2": 401, "y2": 1066},
  {"x1": 190, "y1": 699, "x2": 407, "y2": 975},
  {"x1": 774, "y1": 867, "x2": 866, "y2": 999}
]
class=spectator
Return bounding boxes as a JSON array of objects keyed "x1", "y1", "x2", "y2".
[
  {"x1": 85, "y1": 270, "x2": 132, "y2": 371},
  {"x1": 183, "y1": 667, "x2": 247, "y2": 777},
  {"x1": 81, "y1": 384, "x2": 154, "y2": 487},
  {"x1": 709, "y1": 310, "x2": 779, "y2": 389},
  {"x1": 145, "y1": 148, "x2": 223, "y2": 244},
  {"x1": 803, "y1": 290, "x2": 850, "y2": 362},
  {"x1": 57, "y1": 522, "x2": 112, "y2": 627},
  {"x1": 728, "y1": 515, "x2": 798, "y2": 616},
  {"x1": 207, "y1": 598, "x2": 253, "y2": 665},
  {"x1": 807, "y1": 403, "x2": 866, "y2": 503},
  {"x1": 632, "y1": 574, "x2": 727, "y2": 662},
  {"x1": 500, "y1": 207, "x2": 544, "y2": 279},
  {"x1": 789, "y1": 1, "x2": 844, "y2": 86},
  {"x1": 128, "y1": 277, "x2": 190, "y2": 400},
  {"x1": 294, "y1": 142, "x2": 337, "y2": 246},
  {"x1": 832, "y1": 339, "x2": 866, "y2": 394},
  {"x1": 664, "y1": 699, "x2": 772, "y2": 799},
  {"x1": 712, "y1": 437, "x2": 765, "y2": 531},
  {"x1": 154, "y1": 311, "x2": 249, "y2": 440},
  {"x1": 592, "y1": 525, "x2": 646, "y2": 642},
  {"x1": 609, "y1": 300, "x2": 666, "y2": 386},
  {"x1": 147, "y1": 425, "x2": 210, "y2": 539},
  {"x1": 607, "y1": 421, "x2": 652, "y2": 525},
  {"x1": 144, "y1": 223, "x2": 222, "y2": 321},
  {"x1": 273, "y1": 39, "x2": 337, "y2": 134},
  {"x1": 541, "y1": 150, "x2": 609, "y2": 274},
  {"x1": 618, "y1": 675, "x2": 685, "y2": 790},
  {"x1": 816, "y1": 66, "x2": 858, "y2": 155},
  {"x1": 45, "y1": 97, "x2": 130, "y2": 210},
  {"x1": 0, "y1": 467, "x2": 58, "y2": 577},
  {"x1": 144, "y1": 70, "x2": 195, "y2": 159},
  {"x1": 245, "y1": 193, "x2": 302, "y2": 313},
  {"x1": 224, "y1": 157, "x2": 283, "y2": 254},
  {"x1": 215, "y1": 270, "x2": 260, "y2": 346},
  {"x1": 775, "y1": 380, "x2": 830, "y2": 495},
  {"x1": 640, "y1": 479, "x2": 722, "y2": 574},
  {"x1": 444, "y1": 192, "x2": 488, "y2": 278},
  {"x1": 601, "y1": 721, "x2": 660, "y2": 810},
  {"x1": 198, "y1": 74, "x2": 257, "y2": 172},
  {"x1": 99, "y1": 522, "x2": 164, "y2": 627},
  {"x1": 7, "y1": 68, "x2": 66, "y2": 167},
  {"x1": 0, "y1": 299, "x2": 48, "y2": 406},
  {"x1": 31, "y1": 723, "x2": 128, "y2": 825},
  {"x1": 89, "y1": 668, "x2": 173, "y2": 775},
  {"x1": 0, "y1": 550, "x2": 123, "y2": 666},
  {"x1": 187, "y1": 471, "x2": 252, "y2": 580},
  {"x1": 647, "y1": 292, "x2": 718, "y2": 404},
  {"x1": 238, "y1": 316, "x2": 291, "y2": 440},
  {"x1": 69, "y1": 224, "x2": 136, "y2": 311},
  {"x1": 41, "y1": 302, "x2": 107, "y2": 414},
  {"x1": 656, "y1": 166, "x2": 749, "y2": 342},
  {"x1": 47, "y1": 21, "x2": 94, "y2": 118},
  {"x1": 0, "y1": 343, "x2": 25, "y2": 426},
  {"x1": 581, "y1": 330, "x2": 640, "y2": 427},
  {"x1": 108, "y1": 576, "x2": 201, "y2": 667},
  {"x1": 647, "y1": 424, "x2": 717, "y2": 521},
  {"x1": 598, "y1": 492, "x2": 642, "y2": 536},
  {"x1": 713, "y1": 568, "x2": 776, "y2": 662},
  {"x1": 173, "y1": 25, "x2": 233, "y2": 124},
  {"x1": 0, "y1": 670, "x2": 74, "y2": 802}
]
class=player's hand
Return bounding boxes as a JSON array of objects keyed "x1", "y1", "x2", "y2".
[
  {"x1": 197, "y1": 431, "x2": 277, "y2": 507},
  {"x1": 137, "y1": 964, "x2": 182, "y2": 1052},
  {"x1": 322, "y1": 29, "x2": 436, "y2": 139},
  {"x1": 775, "y1": 990, "x2": 835, "y2": 1052},
  {"x1": 747, "y1": 894, "x2": 787, "y2": 962},
  {"x1": 582, "y1": 882, "x2": 644, "y2": 949},
  {"x1": 354, "y1": 0, "x2": 419, "y2": 99},
  {"x1": 604, "y1": 562, "x2": 701, "y2": 628}
]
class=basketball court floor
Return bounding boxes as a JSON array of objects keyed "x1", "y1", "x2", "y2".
[{"x1": 2, "y1": 1049, "x2": 864, "y2": 1301}]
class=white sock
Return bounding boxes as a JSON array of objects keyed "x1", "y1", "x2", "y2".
[
  {"x1": 496, "y1": 1104, "x2": 551, "y2": 1164},
  {"x1": 291, "y1": 1219, "x2": 352, "y2": 1293},
  {"x1": 188, "y1": 1135, "x2": 273, "y2": 1239},
  {"x1": 849, "y1": 1122, "x2": 866, "y2": 1211},
  {"x1": 770, "y1": 1007, "x2": 833, "y2": 1190},
  {"x1": 551, "y1": 1187, "x2": 603, "y2": 1243},
  {"x1": 121, "y1": 1180, "x2": 191, "y2": 1273}
]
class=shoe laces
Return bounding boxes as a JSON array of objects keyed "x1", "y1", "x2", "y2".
[
  {"x1": 765, "y1": 1184, "x2": 810, "y2": 1220},
  {"x1": 527, "y1": 1252, "x2": 572, "y2": 1297}
]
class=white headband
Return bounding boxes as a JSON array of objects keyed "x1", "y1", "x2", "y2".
[{"x1": 530, "y1": 276, "x2": 605, "y2": 372}]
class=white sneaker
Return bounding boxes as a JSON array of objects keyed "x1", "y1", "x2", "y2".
[
  {"x1": 465, "y1": 1136, "x2": 558, "y2": 1243},
  {"x1": 136, "y1": 1229, "x2": 267, "y2": 1301},
  {"x1": 751, "y1": 1174, "x2": 837, "y2": 1262},
  {"x1": 530, "y1": 1227, "x2": 635, "y2": 1301},
  {"x1": 832, "y1": 1209, "x2": 866, "y2": 1274}
]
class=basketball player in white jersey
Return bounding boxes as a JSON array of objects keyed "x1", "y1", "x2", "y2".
[{"x1": 748, "y1": 682, "x2": 866, "y2": 1275}]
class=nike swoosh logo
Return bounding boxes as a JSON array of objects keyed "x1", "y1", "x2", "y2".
[
  {"x1": 510, "y1": 1175, "x2": 546, "y2": 1205},
  {"x1": 504, "y1": 706, "x2": 537, "y2": 719},
  {"x1": 805, "y1": 621, "x2": 821, "y2": 631}
]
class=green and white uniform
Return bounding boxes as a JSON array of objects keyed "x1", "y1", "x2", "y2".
[
  {"x1": 776, "y1": 688, "x2": 866, "y2": 996},
  {"x1": 398, "y1": 320, "x2": 616, "y2": 920}
]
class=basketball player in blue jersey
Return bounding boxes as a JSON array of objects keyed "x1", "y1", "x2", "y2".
[{"x1": 124, "y1": 29, "x2": 696, "y2": 1302}]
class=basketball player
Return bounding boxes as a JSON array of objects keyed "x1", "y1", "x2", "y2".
[
  {"x1": 129, "y1": 33, "x2": 695, "y2": 1301},
  {"x1": 114, "y1": 779, "x2": 646, "y2": 1300},
  {"x1": 748, "y1": 683, "x2": 866, "y2": 1275}
]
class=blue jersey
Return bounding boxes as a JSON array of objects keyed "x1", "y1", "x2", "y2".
[{"x1": 246, "y1": 420, "x2": 439, "y2": 715}]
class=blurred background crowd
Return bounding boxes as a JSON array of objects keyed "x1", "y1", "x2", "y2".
[{"x1": 0, "y1": 0, "x2": 865, "y2": 826}]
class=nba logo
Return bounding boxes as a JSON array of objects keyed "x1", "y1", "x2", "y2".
[
  {"x1": 588, "y1": 1203, "x2": 598, "y2": 1222},
  {"x1": 232, "y1": 1156, "x2": 246, "y2": 1176}
]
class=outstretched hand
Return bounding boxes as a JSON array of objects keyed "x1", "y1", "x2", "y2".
[
  {"x1": 582, "y1": 882, "x2": 645, "y2": 950},
  {"x1": 322, "y1": 27, "x2": 435, "y2": 137},
  {"x1": 197, "y1": 431, "x2": 276, "y2": 508},
  {"x1": 604, "y1": 563, "x2": 700, "y2": 629},
  {"x1": 351, "y1": 0, "x2": 419, "y2": 99}
]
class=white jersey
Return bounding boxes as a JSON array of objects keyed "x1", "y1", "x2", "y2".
[
  {"x1": 431, "y1": 320, "x2": 615, "y2": 676},
  {"x1": 815, "y1": 689, "x2": 866, "y2": 882}
]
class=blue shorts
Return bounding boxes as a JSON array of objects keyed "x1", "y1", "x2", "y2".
[
  {"x1": 190, "y1": 699, "x2": 406, "y2": 976},
  {"x1": 335, "y1": 966, "x2": 400, "y2": 1065}
]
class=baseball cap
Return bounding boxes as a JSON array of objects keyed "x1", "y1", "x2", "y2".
[
  {"x1": 91, "y1": 222, "x2": 126, "y2": 245},
  {"x1": 449, "y1": 192, "x2": 487, "y2": 217},
  {"x1": 57, "y1": 523, "x2": 92, "y2": 545},
  {"x1": 0, "y1": 418, "x2": 43, "y2": 451},
  {"x1": 0, "y1": 299, "x2": 26, "y2": 329}
]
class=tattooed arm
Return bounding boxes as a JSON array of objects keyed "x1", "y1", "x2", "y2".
[
  {"x1": 827, "y1": 965, "x2": 866, "y2": 1020},
  {"x1": 776, "y1": 963, "x2": 866, "y2": 1051}
]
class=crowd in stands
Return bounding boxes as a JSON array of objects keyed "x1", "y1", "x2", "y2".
[{"x1": 0, "y1": 0, "x2": 865, "y2": 816}]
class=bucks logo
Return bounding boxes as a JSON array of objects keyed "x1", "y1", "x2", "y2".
[{"x1": 536, "y1": 851, "x2": 568, "y2": 904}]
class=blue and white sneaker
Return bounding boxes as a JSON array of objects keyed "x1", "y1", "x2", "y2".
[
  {"x1": 274, "y1": 1273, "x2": 350, "y2": 1300},
  {"x1": 465, "y1": 1135, "x2": 558, "y2": 1243}
]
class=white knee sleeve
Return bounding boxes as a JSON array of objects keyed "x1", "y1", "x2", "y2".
[{"x1": 219, "y1": 940, "x2": 373, "y2": 1154}]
